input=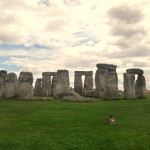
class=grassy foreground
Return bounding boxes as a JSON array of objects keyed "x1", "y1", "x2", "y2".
[{"x1": 0, "y1": 97, "x2": 150, "y2": 150}]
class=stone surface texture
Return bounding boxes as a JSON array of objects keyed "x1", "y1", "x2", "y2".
[
  {"x1": 124, "y1": 73, "x2": 136, "y2": 99},
  {"x1": 54, "y1": 70, "x2": 70, "y2": 98},
  {"x1": 0, "y1": 70, "x2": 7, "y2": 97},
  {"x1": 19, "y1": 72, "x2": 33, "y2": 100},
  {"x1": 3, "y1": 73, "x2": 19, "y2": 99}
]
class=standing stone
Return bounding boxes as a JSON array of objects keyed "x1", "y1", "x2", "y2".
[
  {"x1": 42, "y1": 72, "x2": 52, "y2": 96},
  {"x1": 54, "y1": 70, "x2": 70, "y2": 98},
  {"x1": 124, "y1": 73, "x2": 136, "y2": 99},
  {"x1": 51, "y1": 75, "x2": 57, "y2": 96},
  {"x1": 19, "y1": 72, "x2": 33, "y2": 100},
  {"x1": 84, "y1": 75, "x2": 93, "y2": 91},
  {"x1": 95, "y1": 64, "x2": 119, "y2": 99},
  {"x1": 0, "y1": 70, "x2": 7, "y2": 97},
  {"x1": 74, "y1": 75, "x2": 83, "y2": 95},
  {"x1": 34, "y1": 78, "x2": 42, "y2": 96},
  {"x1": 104, "y1": 71, "x2": 119, "y2": 99},
  {"x1": 3, "y1": 73, "x2": 19, "y2": 99},
  {"x1": 95, "y1": 69, "x2": 107, "y2": 98},
  {"x1": 135, "y1": 74, "x2": 146, "y2": 98}
]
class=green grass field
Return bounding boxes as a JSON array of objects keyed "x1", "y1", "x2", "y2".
[{"x1": 0, "y1": 97, "x2": 150, "y2": 150}]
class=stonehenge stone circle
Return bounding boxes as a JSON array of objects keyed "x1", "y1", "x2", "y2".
[
  {"x1": 53, "y1": 70, "x2": 70, "y2": 98},
  {"x1": 34, "y1": 78, "x2": 43, "y2": 96},
  {"x1": 3, "y1": 73, "x2": 19, "y2": 99},
  {"x1": 95, "y1": 64, "x2": 119, "y2": 99},
  {"x1": 0, "y1": 70, "x2": 7, "y2": 97},
  {"x1": 19, "y1": 71, "x2": 33, "y2": 100},
  {"x1": 124, "y1": 68, "x2": 146, "y2": 99}
]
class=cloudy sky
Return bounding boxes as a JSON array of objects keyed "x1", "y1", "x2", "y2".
[{"x1": 0, "y1": 0, "x2": 150, "y2": 89}]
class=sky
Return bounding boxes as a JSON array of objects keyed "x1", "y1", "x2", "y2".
[{"x1": 0, "y1": 0, "x2": 150, "y2": 90}]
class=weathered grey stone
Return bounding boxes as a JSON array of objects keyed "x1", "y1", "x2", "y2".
[
  {"x1": 126, "y1": 68, "x2": 144, "y2": 75},
  {"x1": 75, "y1": 71, "x2": 93, "y2": 76},
  {"x1": 124, "y1": 73, "x2": 136, "y2": 99},
  {"x1": 18, "y1": 71, "x2": 33, "y2": 84},
  {"x1": 83, "y1": 90, "x2": 97, "y2": 97},
  {"x1": 19, "y1": 72, "x2": 33, "y2": 100},
  {"x1": 62, "y1": 91, "x2": 96, "y2": 102},
  {"x1": 42, "y1": 75, "x2": 51, "y2": 96},
  {"x1": 74, "y1": 75, "x2": 83, "y2": 95},
  {"x1": 54, "y1": 70, "x2": 70, "y2": 98},
  {"x1": 135, "y1": 75, "x2": 146, "y2": 98},
  {"x1": 103, "y1": 71, "x2": 119, "y2": 99},
  {"x1": 34, "y1": 78, "x2": 42, "y2": 96},
  {"x1": 19, "y1": 82, "x2": 33, "y2": 100},
  {"x1": 95, "y1": 69, "x2": 107, "y2": 98},
  {"x1": 42, "y1": 72, "x2": 57, "y2": 76},
  {"x1": 0, "y1": 70, "x2": 7, "y2": 97},
  {"x1": 96, "y1": 64, "x2": 117, "y2": 71},
  {"x1": 3, "y1": 73, "x2": 19, "y2": 99},
  {"x1": 95, "y1": 69, "x2": 119, "y2": 99},
  {"x1": 51, "y1": 75, "x2": 57, "y2": 96},
  {"x1": 84, "y1": 75, "x2": 93, "y2": 91}
]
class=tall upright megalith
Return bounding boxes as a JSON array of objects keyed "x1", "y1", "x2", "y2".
[
  {"x1": 3, "y1": 73, "x2": 19, "y2": 99},
  {"x1": 135, "y1": 74, "x2": 146, "y2": 98},
  {"x1": 74, "y1": 75, "x2": 83, "y2": 95},
  {"x1": 95, "y1": 64, "x2": 119, "y2": 99},
  {"x1": 124, "y1": 73, "x2": 136, "y2": 99},
  {"x1": 124, "y1": 68, "x2": 146, "y2": 99},
  {"x1": 34, "y1": 78, "x2": 43, "y2": 96},
  {"x1": 42, "y1": 72, "x2": 52, "y2": 96},
  {"x1": 54, "y1": 70, "x2": 70, "y2": 98},
  {"x1": 19, "y1": 71, "x2": 33, "y2": 100},
  {"x1": 0, "y1": 70, "x2": 7, "y2": 97}
]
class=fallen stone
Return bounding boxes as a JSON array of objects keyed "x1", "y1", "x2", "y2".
[{"x1": 62, "y1": 91, "x2": 96, "y2": 102}]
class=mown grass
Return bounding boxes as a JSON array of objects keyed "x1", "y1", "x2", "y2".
[{"x1": 0, "y1": 96, "x2": 150, "y2": 150}]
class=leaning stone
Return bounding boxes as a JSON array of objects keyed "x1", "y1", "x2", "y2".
[
  {"x1": 124, "y1": 73, "x2": 136, "y2": 99},
  {"x1": 135, "y1": 74, "x2": 146, "y2": 98},
  {"x1": 126, "y1": 68, "x2": 144, "y2": 75},
  {"x1": 96, "y1": 64, "x2": 117, "y2": 71},
  {"x1": 54, "y1": 70, "x2": 70, "y2": 98}
]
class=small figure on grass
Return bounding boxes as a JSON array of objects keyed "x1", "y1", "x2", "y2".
[{"x1": 109, "y1": 115, "x2": 116, "y2": 124}]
